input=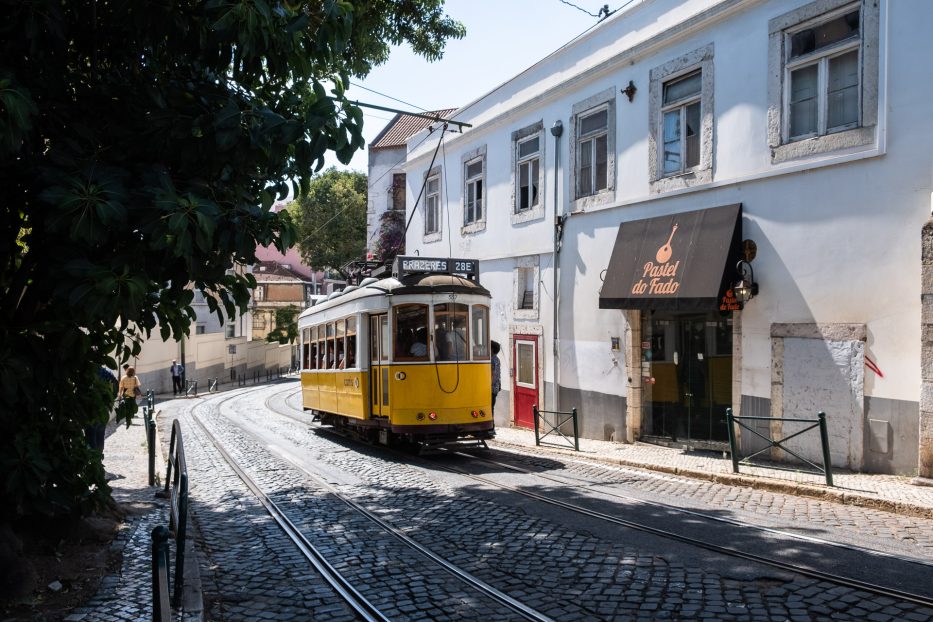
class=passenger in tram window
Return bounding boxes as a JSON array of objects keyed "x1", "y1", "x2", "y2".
[
  {"x1": 346, "y1": 335, "x2": 356, "y2": 368},
  {"x1": 409, "y1": 328, "x2": 427, "y2": 357}
]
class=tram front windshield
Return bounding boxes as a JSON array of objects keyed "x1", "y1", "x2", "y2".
[
  {"x1": 392, "y1": 303, "x2": 488, "y2": 362},
  {"x1": 434, "y1": 303, "x2": 468, "y2": 361}
]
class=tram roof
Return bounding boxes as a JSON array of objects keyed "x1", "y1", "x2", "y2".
[{"x1": 297, "y1": 273, "x2": 490, "y2": 320}]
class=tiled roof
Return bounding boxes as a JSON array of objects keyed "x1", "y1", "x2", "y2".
[
  {"x1": 253, "y1": 261, "x2": 312, "y2": 283},
  {"x1": 369, "y1": 108, "x2": 458, "y2": 150}
]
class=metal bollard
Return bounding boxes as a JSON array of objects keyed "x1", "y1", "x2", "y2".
[
  {"x1": 726, "y1": 408, "x2": 739, "y2": 473},
  {"x1": 151, "y1": 526, "x2": 171, "y2": 622},
  {"x1": 817, "y1": 411, "x2": 833, "y2": 487}
]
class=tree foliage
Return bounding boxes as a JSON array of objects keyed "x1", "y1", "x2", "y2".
[
  {"x1": 289, "y1": 168, "x2": 368, "y2": 279},
  {"x1": 266, "y1": 306, "x2": 300, "y2": 345},
  {"x1": 374, "y1": 209, "x2": 406, "y2": 264},
  {"x1": 0, "y1": 0, "x2": 462, "y2": 523}
]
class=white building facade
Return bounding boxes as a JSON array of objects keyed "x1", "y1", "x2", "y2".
[{"x1": 401, "y1": 0, "x2": 933, "y2": 476}]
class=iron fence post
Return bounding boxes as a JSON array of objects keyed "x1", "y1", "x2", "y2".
[
  {"x1": 726, "y1": 408, "x2": 739, "y2": 473},
  {"x1": 172, "y1": 472, "x2": 189, "y2": 607},
  {"x1": 571, "y1": 407, "x2": 579, "y2": 452},
  {"x1": 818, "y1": 411, "x2": 833, "y2": 486},
  {"x1": 147, "y1": 416, "x2": 156, "y2": 486},
  {"x1": 533, "y1": 405, "x2": 541, "y2": 446},
  {"x1": 151, "y1": 526, "x2": 170, "y2": 622}
]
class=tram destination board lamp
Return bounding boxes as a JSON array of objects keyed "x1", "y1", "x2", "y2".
[{"x1": 733, "y1": 259, "x2": 759, "y2": 304}]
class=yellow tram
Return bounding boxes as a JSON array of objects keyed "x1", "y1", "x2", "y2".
[{"x1": 297, "y1": 257, "x2": 494, "y2": 447}]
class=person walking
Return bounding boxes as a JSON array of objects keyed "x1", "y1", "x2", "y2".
[
  {"x1": 170, "y1": 359, "x2": 185, "y2": 396},
  {"x1": 118, "y1": 366, "x2": 142, "y2": 404},
  {"x1": 491, "y1": 341, "x2": 501, "y2": 413}
]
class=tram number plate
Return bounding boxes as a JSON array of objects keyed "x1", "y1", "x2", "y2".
[{"x1": 395, "y1": 256, "x2": 478, "y2": 279}]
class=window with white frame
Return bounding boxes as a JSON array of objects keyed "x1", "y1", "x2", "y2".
[
  {"x1": 569, "y1": 88, "x2": 615, "y2": 210},
  {"x1": 577, "y1": 107, "x2": 609, "y2": 197},
  {"x1": 424, "y1": 172, "x2": 440, "y2": 236},
  {"x1": 648, "y1": 44, "x2": 714, "y2": 193},
  {"x1": 464, "y1": 159, "x2": 484, "y2": 224},
  {"x1": 785, "y1": 8, "x2": 859, "y2": 140},
  {"x1": 767, "y1": 0, "x2": 879, "y2": 163},
  {"x1": 661, "y1": 70, "x2": 702, "y2": 176},
  {"x1": 510, "y1": 121, "x2": 545, "y2": 224},
  {"x1": 517, "y1": 135, "x2": 540, "y2": 211},
  {"x1": 460, "y1": 146, "x2": 486, "y2": 233}
]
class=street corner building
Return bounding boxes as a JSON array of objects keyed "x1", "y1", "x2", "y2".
[{"x1": 373, "y1": 0, "x2": 933, "y2": 478}]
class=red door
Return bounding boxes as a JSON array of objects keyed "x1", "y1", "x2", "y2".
[{"x1": 512, "y1": 335, "x2": 539, "y2": 429}]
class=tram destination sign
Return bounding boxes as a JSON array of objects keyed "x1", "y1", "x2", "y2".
[{"x1": 393, "y1": 256, "x2": 479, "y2": 281}]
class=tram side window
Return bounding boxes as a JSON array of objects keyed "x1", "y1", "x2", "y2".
[
  {"x1": 434, "y1": 303, "x2": 469, "y2": 361},
  {"x1": 326, "y1": 322, "x2": 335, "y2": 368},
  {"x1": 316, "y1": 327, "x2": 326, "y2": 369},
  {"x1": 301, "y1": 328, "x2": 310, "y2": 369},
  {"x1": 394, "y1": 304, "x2": 429, "y2": 361},
  {"x1": 336, "y1": 319, "x2": 346, "y2": 369},
  {"x1": 309, "y1": 326, "x2": 318, "y2": 370},
  {"x1": 471, "y1": 305, "x2": 490, "y2": 359},
  {"x1": 346, "y1": 316, "x2": 357, "y2": 368}
]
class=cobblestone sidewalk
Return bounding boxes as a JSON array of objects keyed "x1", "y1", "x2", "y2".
[{"x1": 491, "y1": 426, "x2": 933, "y2": 518}]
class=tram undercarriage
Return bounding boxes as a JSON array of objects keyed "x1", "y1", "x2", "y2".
[{"x1": 314, "y1": 411, "x2": 494, "y2": 451}]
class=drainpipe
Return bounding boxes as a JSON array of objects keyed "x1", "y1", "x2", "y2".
[{"x1": 550, "y1": 119, "x2": 563, "y2": 412}]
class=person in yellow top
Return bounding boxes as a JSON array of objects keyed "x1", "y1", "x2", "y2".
[{"x1": 118, "y1": 366, "x2": 141, "y2": 403}]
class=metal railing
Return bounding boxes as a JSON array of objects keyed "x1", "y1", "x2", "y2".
[
  {"x1": 208, "y1": 378, "x2": 218, "y2": 393},
  {"x1": 160, "y1": 420, "x2": 190, "y2": 606},
  {"x1": 726, "y1": 408, "x2": 834, "y2": 486},
  {"x1": 185, "y1": 380, "x2": 198, "y2": 397},
  {"x1": 150, "y1": 525, "x2": 171, "y2": 622},
  {"x1": 533, "y1": 405, "x2": 580, "y2": 451}
]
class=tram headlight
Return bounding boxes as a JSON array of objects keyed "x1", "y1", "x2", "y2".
[
  {"x1": 416, "y1": 412, "x2": 425, "y2": 421},
  {"x1": 471, "y1": 410, "x2": 478, "y2": 418},
  {"x1": 428, "y1": 411, "x2": 437, "y2": 420},
  {"x1": 479, "y1": 410, "x2": 486, "y2": 418}
]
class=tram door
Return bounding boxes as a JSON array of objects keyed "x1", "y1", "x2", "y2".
[{"x1": 369, "y1": 314, "x2": 390, "y2": 417}]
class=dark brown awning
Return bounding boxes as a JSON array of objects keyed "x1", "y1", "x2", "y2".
[{"x1": 599, "y1": 204, "x2": 743, "y2": 311}]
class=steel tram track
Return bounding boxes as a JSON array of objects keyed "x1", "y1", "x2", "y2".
[
  {"x1": 267, "y1": 385, "x2": 933, "y2": 610},
  {"x1": 187, "y1": 393, "x2": 389, "y2": 622},
  {"x1": 192, "y1": 390, "x2": 556, "y2": 622},
  {"x1": 451, "y1": 446, "x2": 933, "y2": 569}
]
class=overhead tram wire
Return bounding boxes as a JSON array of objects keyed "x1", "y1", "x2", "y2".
[
  {"x1": 295, "y1": 97, "x2": 467, "y2": 248},
  {"x1": 349, "y1": 82, "x2": 431, "y2": 113}
]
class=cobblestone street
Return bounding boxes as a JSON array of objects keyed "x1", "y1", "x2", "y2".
[{"x1": 71, "y1": 380, "x2": 933, "y2": 621}]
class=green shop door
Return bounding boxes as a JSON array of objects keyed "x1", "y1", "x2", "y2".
[{"x1": 640, "y1": 311, "x2": 732, "y2": 442}]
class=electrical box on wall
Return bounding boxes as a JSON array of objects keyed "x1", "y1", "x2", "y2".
[{"x1": 610, "y1": 337, "x2": 621, "y2": 351}]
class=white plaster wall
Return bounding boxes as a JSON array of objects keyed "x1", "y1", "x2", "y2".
[
  {"x1": 402, "y1": 0, "x2": 933, "y2": 411},
  {"x1": 781, "y1": 337, "x2": 864, "y2": 470}
]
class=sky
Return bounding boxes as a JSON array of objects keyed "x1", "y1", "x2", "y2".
[{"x1": 326, "y1": 0, "x2": 613, "y2": 172}]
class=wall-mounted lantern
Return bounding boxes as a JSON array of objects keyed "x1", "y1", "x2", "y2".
[
  {"x1": 621, "y1": 80, "x2": 637, "y2": 102},
  {"x1": 733, "y1": 260, "x2": 759, "y2": 304}
]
